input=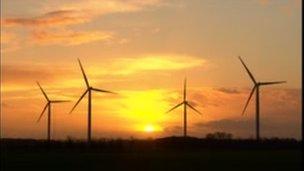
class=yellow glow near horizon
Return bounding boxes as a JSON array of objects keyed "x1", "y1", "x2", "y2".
[
  {"x1": 116, "y1": 90, "x2": 171, "y2": 132},
  {"x1": 143, "y1": 124, "x2": 162, "y2": 133}
]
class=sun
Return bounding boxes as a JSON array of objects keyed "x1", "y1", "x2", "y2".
[
  {"x1": 115, "y1": 90, "x2": 169, "y2": 133},
  {"x1": 144, "y1": 124, "x2": 156, "y2": 133},
  {"x1": 142, "y1": 124, "x2": 163, "y2": 133}
]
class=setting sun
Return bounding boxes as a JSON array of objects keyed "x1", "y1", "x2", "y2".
[
  {"x1": 114, "y1": 90, "x2": 170, "y2": 133},
  {"x1": 144, "y1": 124, "x2": 155, "y2": 133},
  {"x1": 143, "y1": 124, "x2": 162, "y2": 133}
]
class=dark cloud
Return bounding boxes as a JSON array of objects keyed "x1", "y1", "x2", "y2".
[
  {"x1": 196, "y1": 119, "x2": 251, "y2": 132},
  {"x1": 190, "y1": 91, "x2": 221, "y2": 107},
  {"x1": 215, "y1": 87, "x2": 241, "y2": 94},
  {"x1": 272, "y1": 88, "x2": 301, "y2": 104}
]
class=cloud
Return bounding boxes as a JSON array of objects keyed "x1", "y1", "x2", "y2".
[
  {"x1": 91, "y1": 54, "x2": 206, "y2": 76},
  {"x1": 1, "y1": 64, "x2": 74, "y2": 90},
  {"x1": 190, "y1": 88, "x2": 301, "y2": 139},
  {"x1": 1, "y1": 54, "x2": 205, "y2": 93},
  {"x1": 0, "y1": 31, "x2": 21, "y2": 52},
  {"x1": 2, "y1": 1, "x2": 164, "y2": 28},
  {"x1": 3, "y1": 10, "x2": 90, "y2": 27},
  {"x1": 2, "y1": 0, "x2": 165, "y2": 28},
  {"x1": 1, "y1": 0, "x2": 166, "y2": 49},
  {"x1": 190, "y1": 90, "x2": 222, "y2": 108},
  {"x1": 58, "y1": 0, "x2": 165, "y2": 16},
  {"x1": 31, "y1": 30, "x2": 113, "y2": 46},
  {"x1": 260, "y1": 88, "x2": 301, "y2": 116},
  {"x1": 118, "y1": 55, "x2": 205, "y2": 73},
  {"x1": 215, "y1": 87, "x2": 241, "y2": 94},
  {"x1": 196, "y1": 119, "x2": 251, "y2": 131}
]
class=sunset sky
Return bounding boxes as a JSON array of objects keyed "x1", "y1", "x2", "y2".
[{"x1": 1, "y1": 0, "x2": 301, "y2": 140}]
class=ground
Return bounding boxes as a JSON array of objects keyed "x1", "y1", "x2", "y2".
[{"x1": 1, "y1": 137, "x2": 301, "y2": 171}]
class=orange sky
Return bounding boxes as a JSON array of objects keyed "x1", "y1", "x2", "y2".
[{"x1": 1, "y1": 0, "x2": 302, "y2": 140}]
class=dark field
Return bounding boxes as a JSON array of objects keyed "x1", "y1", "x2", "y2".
[{"x1": 1, "y1": 137, "x2": 302, "y2": 171}]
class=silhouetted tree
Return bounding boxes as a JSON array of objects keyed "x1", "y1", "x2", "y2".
[{"x1": 205, "y1": 132, "x2": 233, "y2": 140}]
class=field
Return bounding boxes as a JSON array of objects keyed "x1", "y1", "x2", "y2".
[{"x1": 1, "y1": 137, "x2": 302, "y2": 171}]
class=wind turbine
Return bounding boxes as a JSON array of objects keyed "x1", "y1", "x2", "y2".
[
  {"x1": 238, "y1": 56, "x2": 286, "y2": 141},
  {"x1": 166, "y1": 78, "x2": 202, "y2": 137},
  {"x1": 70, "y1": 58, "x2": 116, "y2": 143},
  {"x1": 36, "y1": 82, "x2": 69, "y2": 142}
]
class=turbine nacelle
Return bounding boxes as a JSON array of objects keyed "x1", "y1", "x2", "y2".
[{"x1": 166, "y1": 101, "x2": 202, "y2": 116}]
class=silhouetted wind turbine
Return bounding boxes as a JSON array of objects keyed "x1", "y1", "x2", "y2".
[
  {"x1": 166, "y1": 78, "x2": 202, "y2": 137},
  {"x1": 37, "y1": 82, "x2": 69, "y2": 142},
  {"x1": 70, "y1": 58, "x2": 116, "y2": 143},
  {"x1": 238, "y1": 56, "x2": 286, "y2": 141}
]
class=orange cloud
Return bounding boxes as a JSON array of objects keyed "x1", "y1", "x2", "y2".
[
  {"x1": 59, "y1": 0, "x2": 164, "y2": 15},
  {"x1": 1, "y1": 1, "x2": 165, "y2": 49},
  {"x1": 31, "y1": 30, "x2": 113, "y2": 46},
  {"x1": 3, "y1": 10, "x2": 90, "y2": 27},
  {"x1": 0, "y1": 31, "x2": 21, "y2": 52},
  {"x1": 2, "y1": 0, "x2": 165, "y2": 28},
  {"x1": 1, "y1": 63, "x2": 75, "y2": 93}
]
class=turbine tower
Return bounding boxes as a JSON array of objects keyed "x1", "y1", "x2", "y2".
[
  {"x1": 166, "y1": 78, "x2": 202, "y2": 137},
  {"x1": 238, "y1": 56, "x2": 286, "y2": 141},
  {"x1": 70, "y1": 58, "x2": 116, "y2": 143},
  {"x1": 37, "y1": 82, "x2": 69, "y2": 142}
]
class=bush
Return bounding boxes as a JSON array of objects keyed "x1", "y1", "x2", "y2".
[{"x1": 206, "y1": 132, "x2": 233, "y2": 140}]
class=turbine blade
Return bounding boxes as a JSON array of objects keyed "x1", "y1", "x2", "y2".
[
  {"x1": 37, "y1": 82, "x2": 49, "y2": 101},
  {"x1": 184, "y1": 77, "x2": 187, "y2": 101},
  {"x1": 260, "y1": 81, "x2": 286, "y2": 86},
  {"x1": 69, "y1": 89, "x2": 88, "y2": 114},
  {"x1": 92, "y1": 88, "x2": 117, "y2": 94},
  {"x1": 241, "y1": 86, "x2": 256, "y2": 116},
  {"x1": 238, "y1": 56, "x2": 257, "y2": 84},
  {"x1": 166, "y1": 102, "x2": 184, "y2": 113},
  {"x1": 186, "y1": 102, "x2": 202, "y2": 115},
  {"x1": 77, "y1": 58, "x2": 90, "y2": 88},
  {"x1": 51, "y1": 100, "x2": 70, "y2": 103},
  {"x1": 37, "y1": 103, "x2": 49, "y2": 122}
]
